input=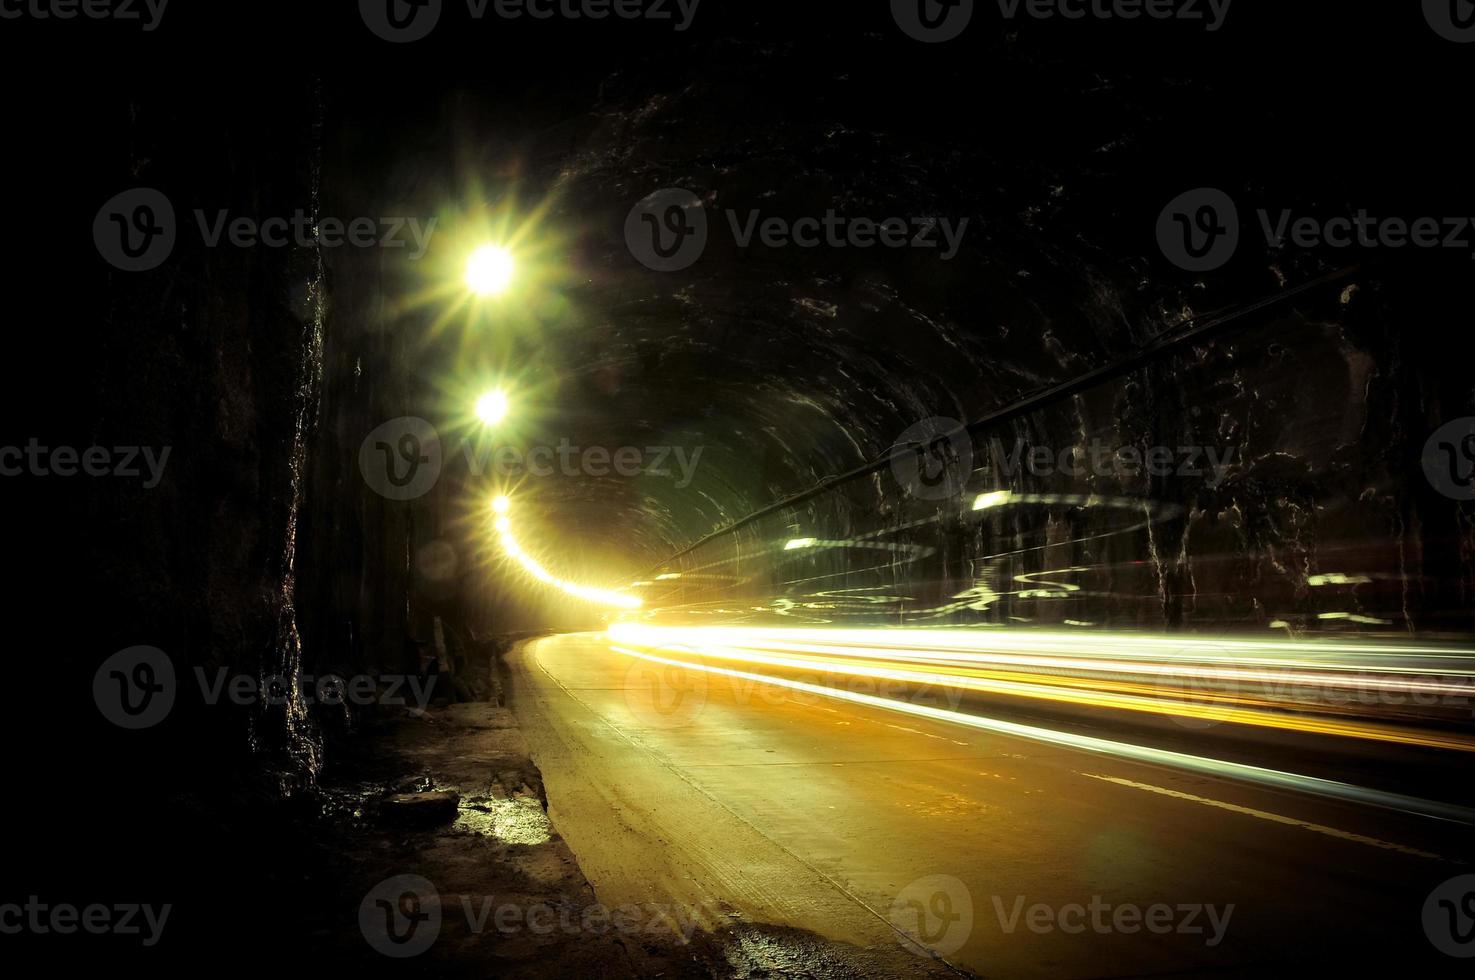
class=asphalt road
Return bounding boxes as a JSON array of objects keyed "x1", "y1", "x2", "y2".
[{"x1": 507, "y1": 632, "x2": 1474, "y2": 978}]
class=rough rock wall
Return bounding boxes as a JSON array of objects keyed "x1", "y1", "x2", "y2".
[{"x1": 81, "y1": 78, "x2": 327, "y2": 785}]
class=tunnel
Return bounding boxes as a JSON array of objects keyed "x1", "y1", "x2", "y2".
[{"x1": 7, "y1": 2, "x2": 1475, "y2": 976}]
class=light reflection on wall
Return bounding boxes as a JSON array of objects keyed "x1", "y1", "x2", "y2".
[{"x1": 630, "y1": 482, "x2": 1417, "y2": 637}]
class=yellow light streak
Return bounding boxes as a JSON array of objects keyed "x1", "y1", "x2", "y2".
[
  {"x1": 606, "y1": 624, "x2": 1475, "y2": 753},
  {"x1": 493, "y1": 502, "x2": 640, "y2": 610},
  {"x1": 609, "y1": 643, "x2": 1475, "y2": 826}
]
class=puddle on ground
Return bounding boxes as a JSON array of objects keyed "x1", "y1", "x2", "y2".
[{"x1": 454, "y1": 796, "x2": 552, "y2": 844}]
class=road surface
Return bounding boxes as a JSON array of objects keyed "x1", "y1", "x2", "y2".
[{"x1": 506, "y1": 632, "x2": 1472, "y2": 977}]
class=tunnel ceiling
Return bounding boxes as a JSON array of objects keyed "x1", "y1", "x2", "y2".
[{"x1": 255, "y1": 6, "x2": 1463, "y2": 622}]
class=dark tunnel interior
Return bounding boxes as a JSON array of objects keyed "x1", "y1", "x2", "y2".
[{"x1": 6, "y1": 2, "x2": 1475, "y2": 976}]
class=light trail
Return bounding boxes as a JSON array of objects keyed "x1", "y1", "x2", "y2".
[
  {"x1": 493, "y1": 499, "x2": 642, "y2": 610},
  {"x1": 608, "y1": 643, "x2": 1475, "y2": 827},
  {"x1": 606, "y1": 624, "x2": 1475, "y2": 753},
  {"x1": 609, "y1": 623, "x2": 1475, "y2": 661}
]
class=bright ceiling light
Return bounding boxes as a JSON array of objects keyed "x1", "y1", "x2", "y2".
[
  {"x1": 465, "y1": 245, "x2": 515, "y2": 296},
  {"x1": 475, "y1": 389, "x2": 509, "y2": 426},
  {"x1": 491, "y1": 495, "x2": 511, "y2": 515}
]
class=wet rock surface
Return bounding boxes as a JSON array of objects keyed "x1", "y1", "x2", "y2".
[{"x1": 380, "y1": 791, "x2": 462, "y2": 828}]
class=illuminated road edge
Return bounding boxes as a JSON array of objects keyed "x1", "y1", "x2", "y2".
[{"x1": 607, "y1": 625, "x2": 1475, "y2": 828}]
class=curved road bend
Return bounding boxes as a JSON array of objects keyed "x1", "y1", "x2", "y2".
[{"x1": 507, "y1": 633, "x2": 1471, "y2": 978}]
